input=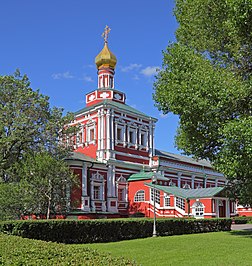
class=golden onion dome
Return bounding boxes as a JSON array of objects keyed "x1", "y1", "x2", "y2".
[{"x1": 95, "y1": 42, "x2": 117, "y2": 70}]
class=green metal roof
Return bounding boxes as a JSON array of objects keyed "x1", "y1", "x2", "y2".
[
  {"x1": 75, "y1": 99, "x2": 157, "y2": 120},
  {"x1": 155, "y1": 149, "x2": 212, "y2": 168},
  {"x1": 145, "y1": 183, "x2": 225, "y2": 199},
  {"x1": 128, "y1": 171, "x2": 167, "y2": 181},
  {"x1": 66, "y1": 152, "x2": 98, "y2": 163}
]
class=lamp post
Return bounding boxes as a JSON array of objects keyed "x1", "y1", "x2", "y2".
[{"x1": 152, "y1": 172, "x2": 157, "y2": 237}]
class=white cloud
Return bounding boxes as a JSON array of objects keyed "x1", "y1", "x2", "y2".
[
  {"x1": 159, "y1": 113, "x2": 168, "y2": 118},
  {"x1": 83, "y1": 75, "x2": 94, "y2": 82},
  {"x1": 121, "y1": 63, "x2": 142, "y2": 72},
  {"x1": 52, "y1": 71, "x2": 74, "y2": 80},
  {"x1": 140, "y1": 66, "x2": 159, "y2": 77}
]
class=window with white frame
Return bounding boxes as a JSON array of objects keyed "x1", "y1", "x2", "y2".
[
  {"x1": 87, "y1": 125, "x2": 96, "y2": 143},
  {"x1": 134, "y1": 190, "x2": 145, "y2": 202},
  {"x1": 93, "y1": 185, "x2": 101, "y2": 200},
  {"x1": 192, "y1": 201, "x2": 204, "y2": 218},
  {"x1": 118, "y1": 188, "x2": 124, "y2": 201},
  {"x1": 140, "y1": 131, "x2": 147, "y2": 146},
  {"x1": 129, "y1": 130, "x2": 135, "y2": 144},
  {"x1": 164, "y1": 194, "x2": 170, "y2": 207},
  {"x1": 91, "y1": 172, "x2": 104, "y2": 201},
  {"x1": 176, "y1": 197, "x2": 185, "y2": 210},
  {"x1": 116, "y1": 126, "x2": 123, "y2": 141},
  {"x1": 151, "y1": 188, "x2": 160, "y2": 205}
]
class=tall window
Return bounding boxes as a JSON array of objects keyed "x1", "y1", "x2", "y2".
[
  {"x1": 164, "y1": 194, "x2": 170, "y2": 207},
  {"x1": 118, "y1": 188, "x2": 124, "y2": 201},
  {"x1": 134, "y1": 190, "x2": 145, "y2": 202},
  {"x1": 176, "y1": 197, "x2": 185, "y2": 210},
  {"x1": 117, "y1": 127, "x2": 123, "y2": 141},
  {"x1": 90, "y1": 128, "x2": 95, "y2": 141},
  {"x1": 129, "y1": 131, "x2": 134, "y2": 143},
  {"x1": 93, "y1": 185, "x2": 101, "y2": 200},
  {"x1": 151, "y1": 188, "x2": 160, "y2": 205}
]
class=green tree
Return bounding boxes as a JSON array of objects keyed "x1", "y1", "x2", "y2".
[
  {"x1": 0, "y1": 70, "x2": 74, "y2": 181},
  {"x1": 16, "y1": 152, "x2": 76, "y2": 219},
  {"x1": 153, "y1": 0, "x2": 252, "y2": 205},
  {"x1": 0, "y1": 71, "x2": 77, "y2": 219}
]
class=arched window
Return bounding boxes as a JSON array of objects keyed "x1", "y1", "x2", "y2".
[
  {"x1": 192, "y1": 201, "x2": 205, "y2": 218},
  {"x1": 134, "y1": 190, "x2": 145, "y2": 202}
]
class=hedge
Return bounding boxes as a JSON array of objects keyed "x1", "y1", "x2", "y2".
[
  {"x1": 233, "y1": 216, "x2": 252, "y2": 224},
  {"x1": 0, "y1": 218, "x2": 231, "y2": 244},
  {"x1": 0, "y1": 233, "x2": 135, "y2": 265}
]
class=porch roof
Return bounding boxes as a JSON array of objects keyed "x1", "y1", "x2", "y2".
[
  {"x1": 145, "y1": 183, "x2": 225, "y2": 199},
  {"x1": 128, "y1": 171, "x2": 168, "y2": 182}
]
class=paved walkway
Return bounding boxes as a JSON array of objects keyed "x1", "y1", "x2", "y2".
[{"x1": 231, "y1": 224, "x2": 252, "y2": 231}]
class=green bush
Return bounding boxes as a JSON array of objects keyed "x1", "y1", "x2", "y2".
[
  {"x1": 0, "y1": 233, "x2": 135, "y2": 265},
  {"x1": 233, "y1": 217, "x2": 248, "y2": 224},
  {"x1": 0, "y1": 218, "x2": 231, "y2": 244}
]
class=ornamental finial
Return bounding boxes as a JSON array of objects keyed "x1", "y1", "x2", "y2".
[{"x1": 102, "y1": 25, "x2": 111, "y2": 43}]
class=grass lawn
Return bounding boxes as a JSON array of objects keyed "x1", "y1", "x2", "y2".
[{"x1": 84, "y1": 231, "x2": 252, "y2": 266}]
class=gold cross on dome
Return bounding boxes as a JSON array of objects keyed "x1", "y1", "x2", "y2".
[{"x1": 102, "y1": 25, "x2": 111, "y2": 43}]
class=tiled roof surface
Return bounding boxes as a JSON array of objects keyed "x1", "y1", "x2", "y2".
[
  {"x1": 75, "y1": 99, "x2": 157, "y2": 120},
  {"x1": 145, "y1": 183, "x2": 225, "y2": 199},
  {"x1": 155, "y1": 149, "x2": 212, "y2": 168},
  {"x1": 128, "y1": 171, "x2": 167, "y2": 181},
  {"x1": 66, "y1": 152, "x2": 97, "y2": 163}
]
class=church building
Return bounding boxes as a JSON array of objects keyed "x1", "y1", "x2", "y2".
[{"x1": 65, "y1": 26, "x2": 251, "y2": 219}]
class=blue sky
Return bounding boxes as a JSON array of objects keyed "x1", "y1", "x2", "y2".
[{"x1": 0, "y1": 0, "x2": 180, "y2": 154}]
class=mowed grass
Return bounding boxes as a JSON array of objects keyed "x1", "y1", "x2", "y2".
[{"x1": 84, "y1": 231, "x2": 252, "y2": 266}]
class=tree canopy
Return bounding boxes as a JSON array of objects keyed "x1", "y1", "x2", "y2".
[
  {"x1": 0, "y1": 71, "x2": 76, "y2": 219},
  {"x1": 153, "y1": 0, "x2": 252, "y2": 205}
]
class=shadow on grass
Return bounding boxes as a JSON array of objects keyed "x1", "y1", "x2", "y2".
[{"x1": 228, "y1": 230, "x2": 252, "y2": 239}]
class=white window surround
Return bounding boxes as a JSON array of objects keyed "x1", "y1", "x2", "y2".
[
  {"x1": 175, "y1": 197, "x2": 185, "y2": 211},
  {"x1": 150, "y1": 188, "x2": 160, "y2": 205},
  {"x1": 192, "y1": 201, "x2": 205, "y2": 218},
  {"x1": 164, "y1": 194, "x2": 171, "y2": 207},
  {"x1": 134, "y1": 190, "x2": 145, "y2": 202},
  {"x1": 86, "y1": 124, "x2": 96, "y2": 144},
  {"x1": 115, "y1": 124, "x2": 125, "y2": 143},
  {"x1": 128, "y1": 128, "x2": 136, "y2": 145},
  {"x1": 116, "y1": 175, "x2": 127, "y2": 202},
  {"x1": 139, "y1": 130, "x2": 148, "y2": 148},
  {"x1": 90, "y1": 172, "x2": 105, "y2": 201}
]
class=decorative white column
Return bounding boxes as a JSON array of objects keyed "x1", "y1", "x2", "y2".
[
  {"x1": 178, "y1": 172, "x2": 182, "y2": 188},
  {"x1": 191, "y1": 175, "x2": 195, "y2": 189},
  {"x1": 106, "y1": 109, "x2": 111, "y2": 160},
  {"x1": 226, "y1": 200, "x2": 230, "y2": 218}
]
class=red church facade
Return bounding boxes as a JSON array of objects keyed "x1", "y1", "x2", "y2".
[{"x1": 65, "y1": 26, "x2": 250, "y2": 219}]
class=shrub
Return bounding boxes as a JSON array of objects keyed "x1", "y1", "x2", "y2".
[
  {"x1": 233, "y1": 217, "x2": 248, "y2": 224},
  {"x1": 0, "y1": 218, "x2": 231, "y2": 244},
  {"x1": 0, "y1": 233, "x2": 135, "y2": 265}
]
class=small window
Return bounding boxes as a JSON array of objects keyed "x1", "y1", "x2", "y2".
[
  {"x1": 164, "y1": 194, "x2": 170, "y2": 207},
  {"x1": 151, "y1": 188, "x2": 160, "y2": 205},
  {"x1": 93, "y1": 185, "x2": 101, "y2": 200},
  {"x1": 90, "y1": 128, "x2": 95, "y2": 141},
  {"x1": 134, "y1": 190, "x2": 145, "y2": 202},
  {"x1": 117, "y1": 127, "x2": 123, "y2": 141},
  {"x1": 118, "y1": 188, "x2": 124, "y2": 201},
  {"x1": 129, "y1": 131, "x2": 134, "y2": 143},
  {"x1": 176, "y1": 197, "x2": 185, "y2": 210},
  {"x1": 140, "y1": 132, "x2": 146, "y2": 146},
  {"x1": 192, "y1": 201, "x2": 205, "y2": 218}
]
